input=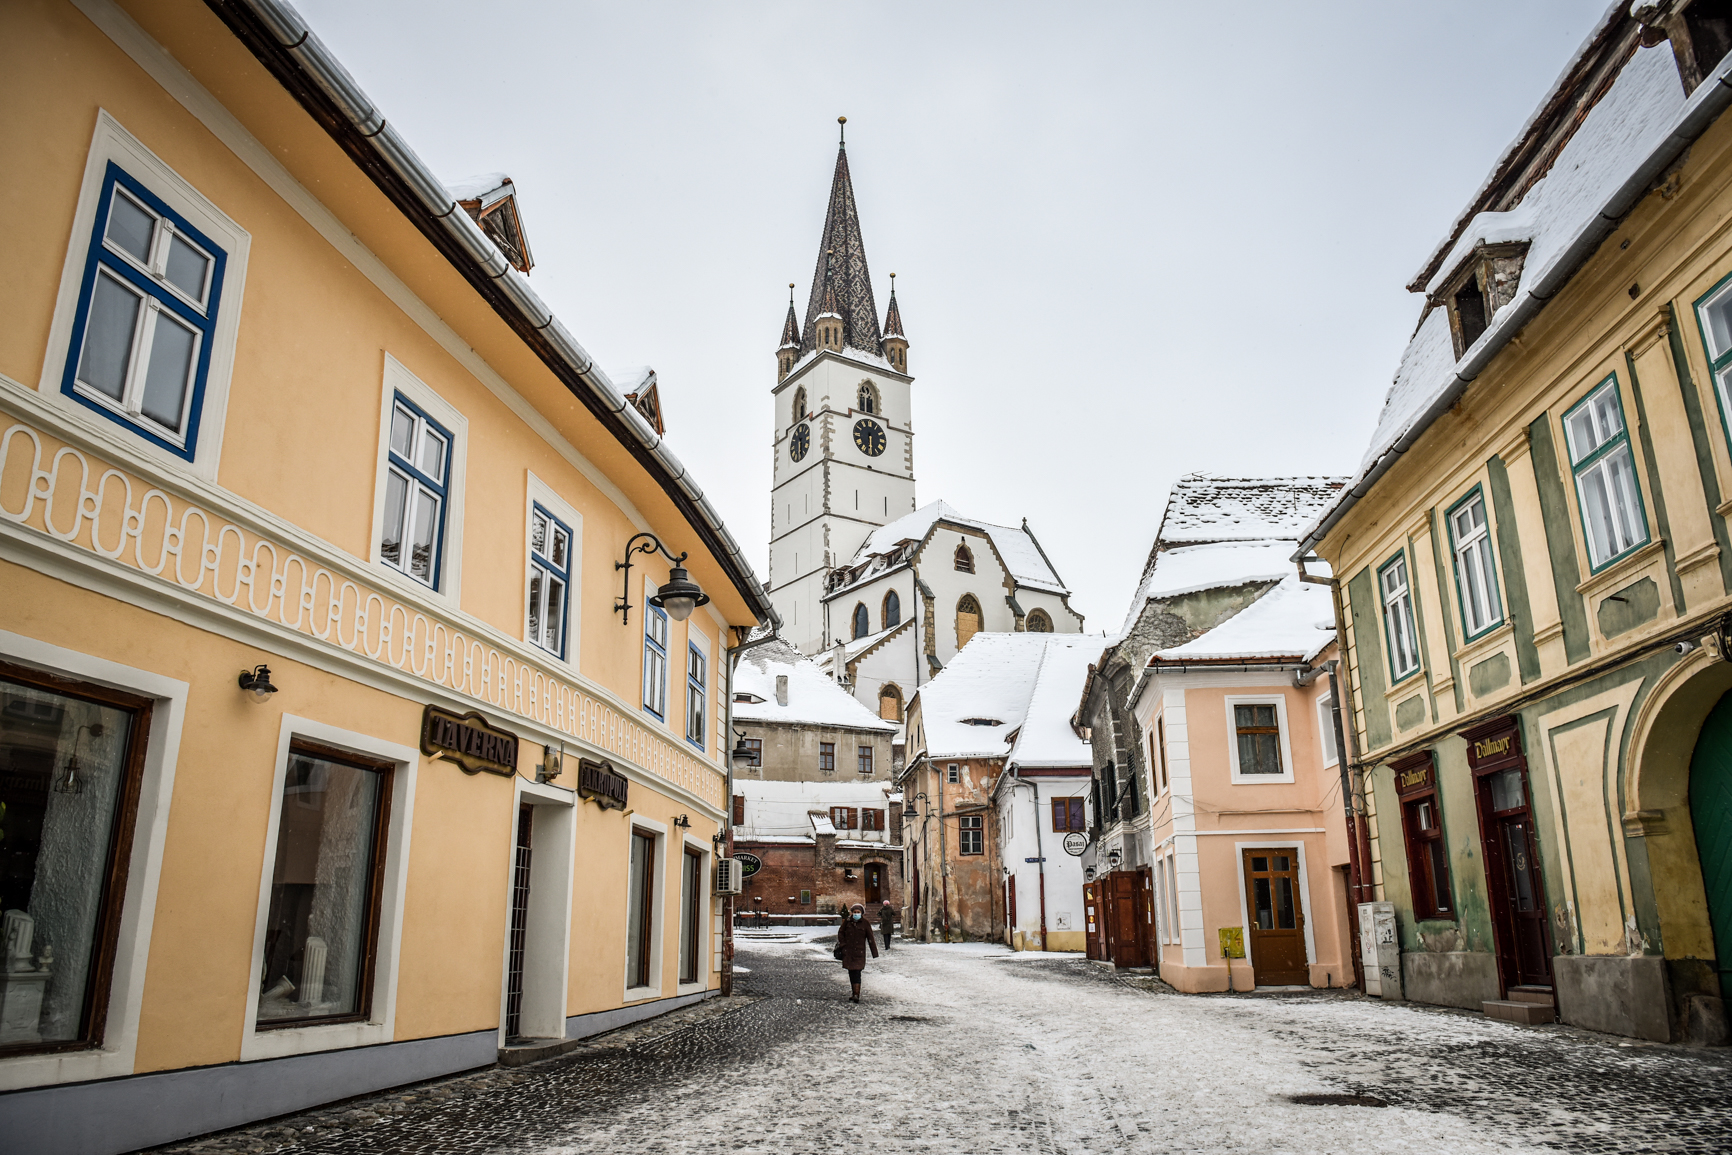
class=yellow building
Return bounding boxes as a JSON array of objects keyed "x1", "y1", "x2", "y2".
[
  {"x1": 0, "y1": 2, "x2": 774, "y2": 1150},
  {"x1": 1304, "y1": 4, "x2": 1732, "y2": 1043}
]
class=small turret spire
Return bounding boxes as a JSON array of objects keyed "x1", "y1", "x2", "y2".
[
  {"x1": 881, "y1": 271, "x2": 909, "y2": 374},
  {"x1": 776, "y1": 282, "x2": 801, "y2": 381}
]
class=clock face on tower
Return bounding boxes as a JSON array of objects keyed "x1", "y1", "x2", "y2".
[
  {"x1": 853, "y1": 419, "x2": 886, "y2": 458},
  {"x1": 789, "y1": 423, "x2": 810, "y2": 462}
]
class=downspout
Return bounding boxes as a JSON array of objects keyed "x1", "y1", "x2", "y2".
[
  {"x1": 939, "y1": 764, "x2": 950, "y2": 942},
  {"x1": 1015, "y1": 766, "x2": 1049, "y2": 952},
  {"x1": 722, "y1": 628, "x2": 782, "y2": 996}
]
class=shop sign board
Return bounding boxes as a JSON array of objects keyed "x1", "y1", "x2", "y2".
[
  {"x1": 1392, "y1": 750, "x2": 1435, "y2": 796},
  {"x1": 734, "y1": 852, "x2": 763, "y2": 877},
  {"x1": 578, "y1": 758, "x2": 630, "y2": 810},
  {"x1": 1062, "y1": 832, "x2": 1088, "y2": 856},
  {"x1": 421, "y1": 705, "x2": 518, "y2": 776}
]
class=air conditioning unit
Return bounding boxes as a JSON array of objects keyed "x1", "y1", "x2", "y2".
[{"x1": 715, "y1": 857, "x2": 743, "y2": 895}]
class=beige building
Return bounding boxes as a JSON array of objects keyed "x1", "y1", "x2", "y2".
[{"x1": 0, "y1": 3, "x2": 773, "y2": 1151}]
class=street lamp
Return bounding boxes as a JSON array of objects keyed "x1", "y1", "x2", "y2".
[
  {"x1": 731, "y1": 730, "x2": 757, "y2": 771},
  {"x1": 615, "y1": 532, "x2": 710, "y2": 624}
]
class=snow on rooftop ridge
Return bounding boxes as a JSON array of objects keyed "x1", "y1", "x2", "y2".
[
  {"x1": 852, "y1": 501, "x2": 1067, "y2": 593},
  {"x1": 1153, "y1": 574, "x2": 1335, "y2": 664},
  {"x1": 1118, "y1": 540, "x2": 1309, "y2": 637},
  {"x1": 1311, "y1": 41, "x2": 1689, "y2": 544},
  {"x1": 610, "y1": 365, "x2": 654, "y2": 393},
  {"x1": 733, "y1": 639, "x2": 896, "y2": 730},
  {"x1": 446, "y1": 172, "x2": 511, "y2": 203},
  {"x1": 1008, "y1": 635, "x2": 1105, "y2": 768},
  {"x1": 918, "y1": 633, "x2": 1076, "y2": 760},
  {"x1": 1156, "y1": 475, "x2": 1349, "y2": 545}
]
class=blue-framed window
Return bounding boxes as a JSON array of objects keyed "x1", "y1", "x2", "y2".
[
  {"x1": 642, "y1": 605, "x2": 669, "y2": 720},
  {"x1": 685, "y1": 644, "x2": 707, "y2": 749},
  {"x1": 527, "y1": 503, "x2": 572, "y2": 658},
  {"x1": 379, "y1": 393, "x2": 452, "y2": 588},
  {"x1": 1447, "y1": 487, "x2": 1504, "y2": 640},
  {"x1": 1563, "y1": 376, "x2": 1649, "y2": 572},
  {"x1": 62, "y1": 163, "x2": 227, "y2": 459},
  {"x1": 1378, "y1": 552, "x2": 1421, "y2": 683}
]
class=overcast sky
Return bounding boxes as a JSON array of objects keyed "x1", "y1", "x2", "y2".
[{"x1": 296, "y1": 0, "x2": 1608, "y2": 631}]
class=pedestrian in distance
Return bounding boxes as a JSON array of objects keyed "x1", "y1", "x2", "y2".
[
  {"x1": 835, "y1": 902, "x2": 878, "y2": 1003},
  {"x1": 877, "y1": 901, "x2": 895, "y2": 950}
]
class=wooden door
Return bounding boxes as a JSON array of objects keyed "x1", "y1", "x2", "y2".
[
  {"x1": 1691, "y1": 691, "x2": 1732, "y2": 986},
  {"x1": 1110, "y1": 871, "x2": 1145, "y2": 967},
  {"x1": 505, "y1": 805, "x2": 534, "y2": 1039},
  {"x1": 1007, "y1": 875, "x2": 1017, "y2": 942},
  {"x1": 865, "y1": 863, "x2": 883, "y2": 904},
  {"x1": 1243, "y1": 849, "x2": 1307, "y2": 985},
  {"x1": 1084, "y1": 881, "x2": 1101, "y2": 959},
  {"x1": 1138, "y1": 867, "x2": 1156, "y2": 971},
  {"x1": 1476, "y1": 765, "x2": 1553, "y2": 992}
]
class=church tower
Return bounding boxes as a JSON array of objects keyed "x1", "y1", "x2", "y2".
[{"x1": 769, "y1": 119, "x2": 916, "y2": 654}]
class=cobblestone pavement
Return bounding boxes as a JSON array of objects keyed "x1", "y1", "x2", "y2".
[{"x1": 155, "y1": 930, "x2": 1732, "y2": 1154}]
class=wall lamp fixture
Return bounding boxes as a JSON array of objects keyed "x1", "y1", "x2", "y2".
[
  {"x1": 673, "y1": 814, "x2": 692, "y2": 830},
  {"x1": 238, "y1": 664, "x2": 278, "y2": 701},
  {"x1": 615, "y1": 532, "x2": 709, "y2": 625},
  {"x1": 731, "y1": 730, "x2": 757, "y2": 771}
]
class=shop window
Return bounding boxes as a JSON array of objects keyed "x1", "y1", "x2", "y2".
[
  {"x1": 819, "y1": 742, "x2": 835, "y2": 773},
  {"x1": 642, "y1": 605, "x2": 668, "y2": 720},
  {"x1": 1448, "y1": 489, "x2": 1503, "y2": 639},
  {"x1": 883, "y1": 589, "x2": 901, "y2": 630},
  {"x1": 958, "y1": 814, "x2": 984, "y2": 855},
  {"x1": 678, "y1": 848, "x2": 703, "y2": 986},
  {"x1": 257, "y1": 740, "x2": 392, "y2": 1027},
  {"x1": 0, "y1": 667, "x2": 151, "y2": 1055},
  {"x1": 1396, "y1": 760, "x2": 1455, "y2": 922},
  {"x1": 1026, "y1": 608, "x2": 1053, "y2": 632},
  {"x1": 1378, "y1": 552, "x2": 1421, "y2": 682},
  {"x1": 685, "y1": 644, "x2": 707, "y2": 749},
  {"x1": 1052, "y1": 797, "x2": 1086, "y2": 832},
  {"x1": 858, "y1": 745, "x2": 874, "y2": 775},
  {"x1": 1563, "y1": 377, "x2": 1650, "y2": 571},
  {"x1": 527, "y1": 503, "x2": 572, "y2": 658},
  {"x1": 626, "y1": 830, "x2": 657, "y2": 989},
  {"x1": 379, "y1": 393, "x2": 453, "y2": 588},
  {"x1": 61, "y1": 164, "x2": 227, "y2": 459}
]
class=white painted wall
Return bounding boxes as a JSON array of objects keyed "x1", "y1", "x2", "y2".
[{"x1": 998, "y1": 774, "x2": 1090, "y2": 949}]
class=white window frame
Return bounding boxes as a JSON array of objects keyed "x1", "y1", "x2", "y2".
[
  {"x1": 642, "y1": 580, "x2": 669, "y2": 721},
  {"x1": 1378, "y1": 552, "x2": 1421, "y2": 682},
  {"x1": 1164, "y1": 854, "x2": 1180, "y2": 946},
  {"x1": 1563, "y1": 376, "x2": 1650, "y2": 572},
  {"x1": 0, "y1": 630, "x2": 186, "y2": 1092},
  {"x1": 523, "y1": 472, "x2": 583, "y2": 665},
  {"x1": 241, "y1": 714, "x2": 419, "y2": 1061},
  {"x1": 1317, "y1": 693, "x2": 1339, "y2": 768},
  {"x1": 38, "y1": 110, "x2": 250, "y2": 483},
  {"x1": 947, "y1": 763, "x2": 961, "y2": 784},
  {"x1": 368, "y1": 355, "x2": 467, "y2": 605},
  {"x1": 1448, "y1": 489, "x2": 1504, "y2": 639},
  {"x1": 1223, "y1": 694, "x2": 1295, "y2": 784},
  {"x1": 624, "y1": 816, "x2": 668, "y2": 1001},
  {"x1": 684, "y1": 635, "x2": 708, "y2": 750}
]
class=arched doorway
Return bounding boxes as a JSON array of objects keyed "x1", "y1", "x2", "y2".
[
  {"x1": 956, "y1": 594, "x2": 982, "y2": 649},
  {"x1": 1692, "y1": 691, "x2": 1732, "y2": 990}
]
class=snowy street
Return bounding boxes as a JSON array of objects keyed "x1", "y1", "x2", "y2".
[{"x1": 164, "y1": 929, "x2": 1732, "y2": 1154}]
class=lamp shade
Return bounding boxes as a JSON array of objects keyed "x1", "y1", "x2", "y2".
[{"x1": 649, "y1": 565, "x2": 709, "y2": 622}]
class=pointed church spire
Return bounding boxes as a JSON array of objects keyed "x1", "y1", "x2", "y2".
[
  {"x1": 882, "y1": 271, "x2": 908, "y2": 374},
  {"x1": 800, "y1": 118, "x2": 882, "y2": 358},
  {"x1": 777, "y1": 283, "x2": 801, "y2": 381}
]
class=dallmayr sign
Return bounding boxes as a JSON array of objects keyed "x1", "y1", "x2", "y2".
[
  {"x1": 578, "y1": 758, "x2": 629, "y2": 810},
  {"x1": 421, "y1": 705, "x2": 519, "y2": 776}
]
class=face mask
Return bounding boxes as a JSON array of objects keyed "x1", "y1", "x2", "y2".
[{"x1": 852, "y1": 913, "x2": 861, "y2": 920}]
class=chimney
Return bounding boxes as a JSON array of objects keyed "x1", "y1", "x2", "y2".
[{"x1": 775, "y1": 675, "x2": 789, "y2": 707}]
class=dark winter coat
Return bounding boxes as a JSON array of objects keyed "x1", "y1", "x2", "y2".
[
  {"x1": 878, "y1": 906, "x2": 896, "y2": 935},
  {"x1": 836, "y1": 914, "x2": 879, "y2": 969}
]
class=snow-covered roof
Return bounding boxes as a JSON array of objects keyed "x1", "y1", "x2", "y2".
[
  {"x1": 1153, "y1": 575, "x2": 1335, "y2": 664},
  {"x1": 851, "y1": 501, "x2": 1068, "y2": 595},
  {"x1": 1119, "y1": 540, "x2": 1300, "y2": 635},
  {"x1": 609, "y1": 365, "x2": 655, "y2": 393},
  {"x1": 1154, "y1": 476, "x2": 1348, "y2": 546},
  {"x1": 733, "y1": 640, "x2": 896, "y2": 731},
  {"x1": 446, "y1": 172, "x2": 513, "y2": 207},
  {"x1": 1305, "y1": 36, "x2": 1710, "y2": 549},
  {"x1": 1007, "y1": 636, "x2": 1104, "y2": 768},
  {"x1": 918, "y1": 633, "x2": 1100, "y2": 760},
  {"x1": 735, "y1": 779, "x2": 900, "y2": 839}
]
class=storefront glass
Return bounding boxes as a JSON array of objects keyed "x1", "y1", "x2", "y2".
[
  {"x1": 0, "y1": 672, "x2": 145, "y2": 1052},
  {"x1": 257, "y1": 743, "x2": 389, "y2": 1026}
]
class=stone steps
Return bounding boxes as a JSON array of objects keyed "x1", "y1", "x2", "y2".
[
  {"x1": 1483, "y1": 999, "x2": 1555, "y2": 1025},
  {"x1": 498, "y1": 1036, "x2": 586, "y2": 1066}
]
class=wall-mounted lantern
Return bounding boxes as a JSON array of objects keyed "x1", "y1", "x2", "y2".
[
  {"x1": 615, "y1": 532, "x2": 709, "y2": 625},
  {"x1": 238, "y1": 664, "x2": 277, "y2": 701}
]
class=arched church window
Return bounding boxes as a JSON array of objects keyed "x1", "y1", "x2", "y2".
[
  {"x1": 879, "y1": 683, "x2": 904, "y2": 723},
  {"x1": 883, "y1": 589, "x2": 901, "y2": 630},
  {"x1": 956, "y1": 594, "x2": 982, "y2": 650},
  {"x1": 1026, "y1": 609, "x2": 1053, "y2": 633},
  {"x1": 954, "y1": 543, "x2": 975, "y2": 573},
  {"x1": 791, "y1": 387, "x2": 807, "y2": 424},
  {"x1": 858, "y1": 382, "x2": 880, "y2": 414},
  {"x1": 853, "y1": 602, "x2": 870, "y2": 640}
]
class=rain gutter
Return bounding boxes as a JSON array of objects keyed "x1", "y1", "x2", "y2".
[
  {"x1": 207, "y1": 0, "x2": 779, "y2": 629},
  {"x1": 1296, "y1": 52, "x2": 1732, "y2": 561}
]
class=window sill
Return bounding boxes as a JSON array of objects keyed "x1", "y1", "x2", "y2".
[
  {"x1": 1575, "y1": 538, "x2": 1666, "y2": 598},
  {"x1": 239, "y1": 1017, "x2": 391, "y2": 1062},
  {"x1": 1229, "y1": 772, "x2": 1296, "y2": 786},
  {"x1": 1384, "y1": 674, "x2": 1427, "y2": 701},
  {"x1": 1452, "y1": 620, "x2": 1514, "y2": 668}
]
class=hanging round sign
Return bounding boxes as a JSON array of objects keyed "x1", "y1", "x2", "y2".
[
  {"x1": 734, "y1": 852, "x2": 763, "y2": 878},
  {"x1": 1062, "y1": 832, "x2": 1088, "y2": 857}
]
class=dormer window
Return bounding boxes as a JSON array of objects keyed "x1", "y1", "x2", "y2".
[
  {"x1": 449, "y1": 174, "x2": 533, "y2": 275},
  {"x1": 1438, "y1": 243, "x2": 1528, "y2": 359},
  {"x1": 1454, "y1": 275, "x2": 1489, "y2": 351}
]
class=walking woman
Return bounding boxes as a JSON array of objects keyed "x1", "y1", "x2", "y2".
[{"x1": 836, "y1": 902, "x2": 879, "y2": 1003}]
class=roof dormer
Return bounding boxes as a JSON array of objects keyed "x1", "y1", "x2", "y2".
[
  {"x1": 1431, "y1": 242, "x2": 1529, "y2": 359},
  {"x1": 448, "y1": 173, "x2": 534, "y2": 274}
]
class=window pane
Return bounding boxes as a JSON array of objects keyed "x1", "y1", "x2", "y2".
[
  {"x1": 0, "y1": 679, "x2": 137, "y2": 1046},
  {"x1": 1565, "y1": 404, "x2": 1601, "y2": 464},
  {"x1": 419, "y1": 426, "x2": 446, "y2": 483},
  {"x1": 1251, "y1": 856, "x2": 1268, "y2": 872},
  {"x1": 1238, "y1": 731, "x2": 1281, "y2": 775},
  {"x1": 1488, "y1": 769, "x2": 1524, "y2": 812},
  {"x1": 408, "y1": 487, "x2": 439, "y2": 583},
  {"x1": 530, "y1": 511, "x2": 547, "y2": 558},
  {"x1": 258, "y1": 751, "x2": 384, "y2": 1022},
  {"x1": 544, "y1": 576, "x2": 564, "y2": 652},
  {"x1": 626, "y1": 833, "x2": 650, "y2": 987},
  {"x1": 1606, "y1": 447, "x2": 1646, "y2": 553},
  {"x1": 1706, "y1": 291, "x2": 1732, "y2": 358},
  {"x1": 77, "y1": 273, "x2": 142, "y2": 400},
  {"x1": 650, "y1": 611, "x2": 668, "y2": 648},
  {"x1": 1275, "y1": 876, "x2": 1296, "y2": 929},
  {"x1": 140, "y1": 310, "x2": 196, "y2": 432},
  {"x1": 1505, "y1": 824, "x2": 1537, "y2": 912},
  {"x1": 389, "y1": 405, "x2": 414, "y2": 460},
  {"x1": 527, "y1": 568, "x2": 544, "y2": 645},
  {"x1": 1253, "y1": 878, "x2": 1273, "y2": 929},
  {"x1": 380, "y1": 471, "x2": 408, "y2": 567},
  {"x1": 549, "y1": 525, "x2": 568, "y2": 569},
  {"x1": 105, "y1": 191, "x2": 154, "y2": 264},
  {"x1": 1580, "y1": 462, "x2": 1621, "y2": 564},
  {"x1": 163, "y1": 234, "x2": 210, "y2": 303},
  {"x1": 1427, "y1": 840, "x2": 1452, "y2": 912}
]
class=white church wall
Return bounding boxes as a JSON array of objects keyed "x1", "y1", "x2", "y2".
[
  {"x1": 1016, "y1": 588, "x2": 1085, "y2": 634},
  {"x1": 921, "y1": 526, "x2": 1014, "y2": 663}
]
